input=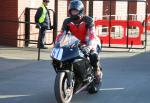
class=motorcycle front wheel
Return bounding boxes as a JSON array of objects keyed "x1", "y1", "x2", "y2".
[{"x1": 55, "y1": 72, "x2": 74, "y2": 103}]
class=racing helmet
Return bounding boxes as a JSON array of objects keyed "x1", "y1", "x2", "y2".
[{"x1": 68, "y1": 0, "x2": 84, "y2": 20}]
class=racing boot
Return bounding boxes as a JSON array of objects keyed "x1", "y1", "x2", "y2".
[{"x1": 88, "y1": 67, "x2": 103, "y2": 94}]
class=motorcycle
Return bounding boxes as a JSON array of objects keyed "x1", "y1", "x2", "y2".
[{"x1": 51, "y1": 34, "x2": 102, "y2": 103}]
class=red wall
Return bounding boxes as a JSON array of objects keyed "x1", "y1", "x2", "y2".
[
  {"x1": 0, "y1": 0, "x2": 18, "y2": 46},
  {"x1": 147, "y1": 0, "x2": 150, "y2": 13}
]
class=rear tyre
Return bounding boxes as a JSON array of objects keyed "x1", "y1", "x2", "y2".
[{"x1": 88, "y1": 80, "x2": 102, "y2": 94}]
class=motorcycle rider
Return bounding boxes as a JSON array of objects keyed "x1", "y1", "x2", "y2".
[{"x1": 55, "y1": 0, "x2": 103, "y2": 93}]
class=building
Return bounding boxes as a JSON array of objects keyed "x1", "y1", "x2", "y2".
[{"x1": 0, "y1": 0, "x2": 149, "y2": 47}]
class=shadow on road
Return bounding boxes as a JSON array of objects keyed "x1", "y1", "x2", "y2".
[{"x1": 0, "y1": 52, "x2": 150, "y2": 103}]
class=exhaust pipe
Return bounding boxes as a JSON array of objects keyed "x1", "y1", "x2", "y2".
[{"x1": 74, "y1": 82, "x2": 90, "y2": 94}]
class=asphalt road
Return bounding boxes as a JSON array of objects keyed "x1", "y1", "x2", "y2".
[{"x1": 0, "y1": 50, "x2": 150, "y2": 103}]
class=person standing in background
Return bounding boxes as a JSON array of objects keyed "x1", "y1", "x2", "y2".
[{"x1": 35, "y1": 0, "x2": 52, "y2": 49}]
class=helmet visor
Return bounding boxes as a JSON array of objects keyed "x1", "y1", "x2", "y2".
[{"x1": 70, "y1": 9, "x2": 79, "y2": 16}]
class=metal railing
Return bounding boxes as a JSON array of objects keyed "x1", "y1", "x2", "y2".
[{"x1": 0, "y1": 7, "x2": 57, "y2": 60}]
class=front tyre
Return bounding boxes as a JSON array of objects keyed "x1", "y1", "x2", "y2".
[{"x1": 55, "y1": 72, "x2": 73, "y2": 103}]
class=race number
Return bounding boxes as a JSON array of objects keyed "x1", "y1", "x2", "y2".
[{"x1": 51, "y1": 48, "x2": 63, "y2": 60}]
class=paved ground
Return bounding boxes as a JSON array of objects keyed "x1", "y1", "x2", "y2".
[{"x1": 0, "y1": 46, "x2": 150, "y2": 103}]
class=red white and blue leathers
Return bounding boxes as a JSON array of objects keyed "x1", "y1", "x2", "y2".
[
  {"x1": 55, "y1": 15, "x2": 102, "y2": 90},
  {"x1": 55, "y1": 16, "x2": 101, "y2": 52}
]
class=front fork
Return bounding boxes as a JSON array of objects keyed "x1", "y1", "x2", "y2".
[
  {"x1": 66, "y1": 71, "x2": 74, "y2": 88},
  {"x1": 67, "y1": 63, "x2": 74, "y2": 88},
  {"x1": 59, "y1": 63, "x2": 74, "y2": 88}
]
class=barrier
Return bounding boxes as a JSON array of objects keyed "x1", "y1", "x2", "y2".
[{"x1": 95, "y1": 19, "x2": 145, "y2": 48}]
